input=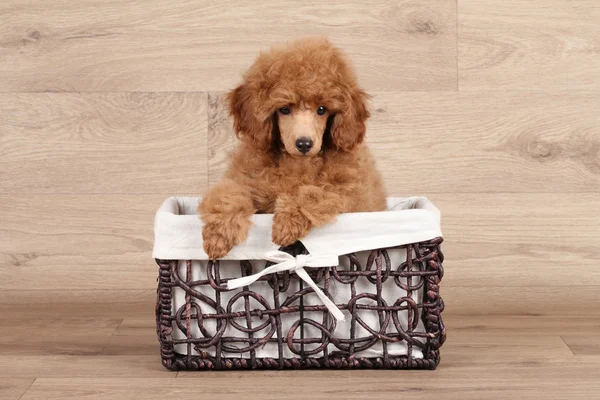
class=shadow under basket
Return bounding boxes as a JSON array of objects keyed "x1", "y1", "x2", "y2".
[{"x1": 155, "y1": 237, "x2": 445, "y2": 370}]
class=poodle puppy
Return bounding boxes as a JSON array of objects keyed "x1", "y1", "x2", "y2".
[{"x1": 199, "y1": 38, "x2": 387, "y2": 259}]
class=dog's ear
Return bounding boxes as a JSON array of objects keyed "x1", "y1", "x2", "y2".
[
  {"x1": 227, "y1": 83, "x2": 273, "y2": 152},
  {"x1": 330, "y1": 88, "x2": 370, "y2": 152}
]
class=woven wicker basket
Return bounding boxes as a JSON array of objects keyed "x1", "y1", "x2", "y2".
[{"x1": 155, "y1": 236, "x2": 445, "y2": 370}]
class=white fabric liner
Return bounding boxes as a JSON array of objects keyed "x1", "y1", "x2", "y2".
[{"x1": 153, "y1": 196, "x2": 443, "y2": 360}]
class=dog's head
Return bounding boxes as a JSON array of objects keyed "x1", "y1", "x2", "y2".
[{"x1": 227, "y1": 38, "x2": 370, "y2": 156}]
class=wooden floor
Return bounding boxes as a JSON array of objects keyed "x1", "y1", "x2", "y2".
[{"x1": 1, "y1": 0, "x2": 599, "y2": 398}]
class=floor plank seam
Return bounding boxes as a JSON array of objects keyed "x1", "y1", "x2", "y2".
[
  {"x1": 110, "y1": 319, "x2": 124, "y2": 336},
  {"x1": 560, "y1": 336, "x2": 576, "y2": 357},
  {"x1": 98, "y1": 318, "x2": 125, "y2": 355},
  {"x1": 17, "y1": 378, "x2": 36, "y2": 400}
]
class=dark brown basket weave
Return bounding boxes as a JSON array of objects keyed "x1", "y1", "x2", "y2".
[{"x1": 155, "y1": 237, "x2": 445, "y2": 370}]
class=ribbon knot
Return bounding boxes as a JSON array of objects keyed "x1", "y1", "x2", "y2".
[
  {"x1": 294, "y1": 254, "x2": 308, "y2": 270},
  {"x1": 227, "y1": 251, "x2": 344, "y2": 321}
]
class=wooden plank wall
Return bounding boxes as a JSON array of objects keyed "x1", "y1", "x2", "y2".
[{"x1": 0, "y1": 0, "x2": 599, "y2": 398}]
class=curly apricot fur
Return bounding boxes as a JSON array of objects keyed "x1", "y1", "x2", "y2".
[{"x1": 199, "y1": 38, "x2": 386, "y2": 259}]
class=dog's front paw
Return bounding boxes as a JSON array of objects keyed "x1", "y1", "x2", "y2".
[
  {"x1": 202, "y1": 223, "x2": 234, "y2": 260},
  {"x1": 272, "y1": 210, "x2": 311, "y2": 246}
]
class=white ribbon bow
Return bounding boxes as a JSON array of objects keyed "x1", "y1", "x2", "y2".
[{"x1": 227, "y1": 251, "x2": 345, "y2": 321}]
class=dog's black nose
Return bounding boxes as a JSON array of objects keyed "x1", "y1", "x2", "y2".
[{"x1": 295, "y1": 137, "x2": 313, "y2": 154}]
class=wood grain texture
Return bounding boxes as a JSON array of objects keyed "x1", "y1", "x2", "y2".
[
  {"x1": 0, "y1": 195, "x2": 165, "y2": 289},
  {"x1": 0, "y1": 0, "x2": 456, "y2": 92},
  {"x1": 0, "y1": 356, "x2": 171, "y2": 378},
  {"x1": 434, "y1": 192, "x2": 600, "y2": 286},
  {"x1": 22, "y1": 370, "x2": 600, "y2": 400},
  {"x1": 0, "y1": 335, "x2": 113, "y2": 356},
  {"x1": 562, "y1": 335, "x2": 600, "y2": 357},
  {"x1": 187, "y1": 364, "x2": 596, "y2": 398},
  {"x1": 207, "y1": 92, "x2": 236, "y2": 186},
  {"x1": 0, "y1": 318, "x2": 121, "y2": 356},
  {"x1": 369, "y1": 91, "x2": 600, "y2": 193},
  {"x1": 101, "y1": 335, "x2": 158, "y2": 356},
  {"x1": 0, "y1": 291, "x2": 598, "y2": 393},
  {"x1": 448, "y1": 315, "x2": 600, "y2": 336},
  {"x1": 459, "y1": 0, "x2": 600, "y2": 90},
  {"x1": 175, "y1": 366, "x2": 600, "y2": 399},
  {"x1": 442, "y1": 333, "x2": 574, "y2": 366},
  {"x1": 442, "y1": 286, "x2": 600, "y2": 317},
  {"x1": 0, "y1": 290, "x2": 154, "y2": 320},
  {"x1": 0, "y1": 93, "x2": 208, "y2": 194},
  {"x1": 207, "y1": 91, "x2": 600, "y2": 192},
  {"x1": 0, "y1": 378, "x2": 35, "y2": 400},
  {"x1": 101, "y1": 317, "x2": 158, "y2": 356},
  {"x1": 1, "y1": 192, "x2": 598, "y2": 290},
  {"x1": 1, "y1": 0, "x2": 600, "y2": 397},
  {"x1": 20, "y1": 374, "x2": 600, "y2": 400}
]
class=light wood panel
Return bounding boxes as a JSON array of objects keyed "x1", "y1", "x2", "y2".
[
  {"x1": 562, "y1": 335, "x2": 600, "y2": 357},
  {"x1": 0, "y1": 93, "x2": 208, "y2": 194},
  {"x1": 369, "y1": 91, "x2": 600, "y2": 193},
  {"x1": 0, "y1": 356, "x2": 170, "y2": 378},
  {"x1": 101, "y1": 316, "x2": 158, "y2": 356},
  {"x1": 0, "y1": 290, "x2": 154, "y2": 320},
  {"x1": 442, "y1": 286, "x2": 600, "y2": 317},
  {"x1": 0, "y1": 0, "x2": 456, "y2": 92},
  {"x1": 434, "y1": 192, "x2": 600, "y2": 286},
  {"x1": 442, "y1": 333, "x2": 574, "y2": 366},
  {"x1": 207, "y1": 93, "x2": 236, "y2": 185},
  {"x1": 102, "y1": 335, "x2": 158, "y2": 356},
  {"x1": 112, "y1": 317, "x2": 154, "y2": 336},
  {"x1": 1, "y1": 192, "x2": 598, "y2": 289},
  {"x1": 1, "y1": 0, "x2": 599, "y2": 397},
  {"x1": 207, "y1": 91, "x2": 600, "y2": 192},
  {"x1": 459, "y1": 0, "x2": 600, "y2": 90},
  {"x1": 444, "y1": 314, "x2": 600, "y2": 332},
  {"x1": 0, "y1": 378, "x2": 35, "y2": 400},
  {"x1": 0, "y1": 295, "x2": 598, "y2": 397},
  {"x1": 0, "y1": 318, "x2": 121, "y2": 356},
  {"x1": 0, "y1": 195, "x2": 161, "y2": 289},
  {"x1": 26, "y1": 363, "x2": 599, "y2": 400},
  {"x1": 0, "y1": 335, "x2": 113, "y2": 356}
]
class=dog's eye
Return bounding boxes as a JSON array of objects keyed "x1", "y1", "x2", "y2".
[
  {"x1": 279, "y1": 107, "x2": 291, "y2": 115},
  {"x1": 317, "y1": 106, "x2": 327, "y2": 115}
]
